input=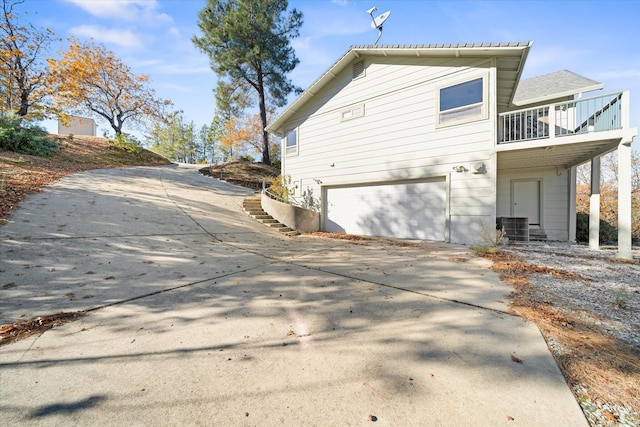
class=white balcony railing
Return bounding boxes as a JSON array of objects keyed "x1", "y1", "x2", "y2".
[{"x1": 498, "y1": 92, "x2": 625, "y2": 144}]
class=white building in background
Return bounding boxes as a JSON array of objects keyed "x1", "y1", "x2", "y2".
[{"x1": 57, "y1": 115, "x2": 96, "y2": 136}]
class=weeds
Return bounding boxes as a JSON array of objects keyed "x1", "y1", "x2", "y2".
[
  {"x1": 472, "y1": 221, "x2": 507, "y2": 256},
  {"x1": 613, "y1": 287, "x2": 629, "y2": 309}
]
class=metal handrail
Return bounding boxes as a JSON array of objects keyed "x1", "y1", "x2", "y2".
[
  {"x1": 263, "y1": 188, "x2": 307, "y2": 209},
  {"x1": 498, "y1": 91, "x2": 624, "y2": 144}
]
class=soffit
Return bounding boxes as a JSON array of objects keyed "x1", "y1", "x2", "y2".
[{"x1": 497, "y1": 139, "x2": 620, "y2": 171}]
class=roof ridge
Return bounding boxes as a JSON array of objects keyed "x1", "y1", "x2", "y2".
[{"x1": 349, "y1": 41, "x2": 532, "y2": 50}]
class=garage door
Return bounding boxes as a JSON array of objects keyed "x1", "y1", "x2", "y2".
[{"x1": 324, "y1": 179, "x2": 446, "y2": 240}]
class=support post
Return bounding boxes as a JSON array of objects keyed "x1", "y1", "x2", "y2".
[
  {"x1": 589, "y1": 156, "x2": 601, "y2": 250},
  {"x1": 568, "y1": 166, "x2": 577, "y2": 242},
  {"x1": 618, "y1": 141, "x2": 633, "y2": 259}
]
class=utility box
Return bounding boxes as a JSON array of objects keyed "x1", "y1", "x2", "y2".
[
  {"x1": 497, "y1": 217, "x2": 529, "y2": 242},
  {"x1": 57, "y1": 116, "x2": 96, "y2": 136}
]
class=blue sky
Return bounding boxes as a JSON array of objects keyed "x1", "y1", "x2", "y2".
[{"x1": 22, "y1": 0, "x2": 640, "y2": 139}]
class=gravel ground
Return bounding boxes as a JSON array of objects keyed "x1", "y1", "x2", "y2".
[{"x1": 503, "y1": 242, "x2": 640, "y2": 427}]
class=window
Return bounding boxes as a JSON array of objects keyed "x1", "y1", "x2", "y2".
[
  {"x1": 284, "y1": 128, "x2": 298, "y2": 156},
  {"x1": 341, "y1": 104, "x2": 365, "y2": 121},
  {"x1": 437, "y1": 76, "x2": 487, "y2": 126}
]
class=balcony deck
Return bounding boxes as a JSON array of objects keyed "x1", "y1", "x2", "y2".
[
  {"x1": 496, "y1": 91, "x2": 636, "y2": 170},
  {"x1": 498, "y1": 91, "x2": 628, "y2": 143}
]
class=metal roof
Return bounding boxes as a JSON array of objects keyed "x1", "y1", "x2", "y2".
[
  {"x1": 512, "y1": 70, "x2": 603, "y2": 106},
  {"x1": 267, "y1": 42, "x2": 533, "y2": 136}
]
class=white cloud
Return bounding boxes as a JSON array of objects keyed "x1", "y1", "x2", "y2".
[
  {"x1": 64, "y1": 0, "x2": 173, "y2": 26},
  {"x1": 69, "y1": 25, "x2": 143, "y2": 49}
]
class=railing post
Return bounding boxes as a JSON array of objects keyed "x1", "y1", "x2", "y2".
[
  {"x1": 621, "y1": 90, "x2": 630, "y2": 129},
  {"x1": 547, "y1": 105, "x2": 555, "y2": 138}
]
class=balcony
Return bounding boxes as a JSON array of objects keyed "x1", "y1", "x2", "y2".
[{"x1": 498, "y1": 91, "x2": 628, "y2": 144}]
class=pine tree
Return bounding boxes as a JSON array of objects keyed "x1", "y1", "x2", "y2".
[{"x1": 193, "y1": 0, "x2": 303, "y2": 165}]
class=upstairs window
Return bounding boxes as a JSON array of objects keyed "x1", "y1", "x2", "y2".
[
  {"x1": 437, "y1": 76, "x2": 487, "y2": 127},
  {"x1": 284, "y1": 128, "x2": 298, "y2": 156}
]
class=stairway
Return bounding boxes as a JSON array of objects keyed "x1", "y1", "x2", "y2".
[{"x1": 242, "y1": 195, "x2": 297, "y2": 236}]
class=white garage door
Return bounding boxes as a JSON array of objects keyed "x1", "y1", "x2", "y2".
[{"x1": 324, "y1": 179, "x2": 446, "y2": 240}]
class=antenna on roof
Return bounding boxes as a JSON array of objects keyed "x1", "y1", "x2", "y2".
[{"x1": 366, "y1": 6, "x2": 391, "y2": 45}]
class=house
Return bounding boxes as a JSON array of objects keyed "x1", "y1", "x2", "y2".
[
  {"x1": 57, "y1": 115, "x2": 97, "y2": 136},
  {"x1": 266, "y1": 42, "x2": 637, "y2": 258}
]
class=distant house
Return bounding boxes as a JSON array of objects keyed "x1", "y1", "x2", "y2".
[
  {"x1": 57, "y1": 115, "x2": 96, "y2": 136},
  {"x1": 266, "y1": 42, "x2": 637, "y2": 258}
]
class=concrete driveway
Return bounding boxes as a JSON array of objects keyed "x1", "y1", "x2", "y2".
[{"x1": 0, "y1": 165, "x2": 586, "y2": 426}]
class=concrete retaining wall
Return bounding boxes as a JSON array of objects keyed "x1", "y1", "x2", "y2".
[{"x1": 261, "y1": 193, "x2": 320, "y2": 233}]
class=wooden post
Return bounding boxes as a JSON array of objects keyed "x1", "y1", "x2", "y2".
[
  {"x1": 617, "y1": 141, "x2": 632, "y2": 259},
  {"x1": 589, "y1": 156, "x2": 600, "y2": 250}
]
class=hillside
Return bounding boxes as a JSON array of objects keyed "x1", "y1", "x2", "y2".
[{"x1": 0, "y1": 134, "x2": 171, "y2": 224}]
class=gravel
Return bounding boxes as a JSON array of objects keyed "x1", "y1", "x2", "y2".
[{"x1": 503, "y1": 241, "x2": 640, "y2": 427}]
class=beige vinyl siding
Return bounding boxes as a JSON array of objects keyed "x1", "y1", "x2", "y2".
[
  {"x1": 281, "y1": 57, "x2": 498, "y2": 244},
  {"x1": 496, "y1": 168, "x2": 570, "y2": 240}
]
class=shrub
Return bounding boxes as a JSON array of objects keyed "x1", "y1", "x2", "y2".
[
  {"x1": 0, "y1": 111, "x2": 58, "y2": 156},
  {"x1": 108, "y1": 133, "x2": 143, "y2": 155},
  {"x1": 576, "y1": 212, "x2": 618, "y2": 244},
  {"x1": 268, "y1": 175, "x2": 292, "y2": 202}
]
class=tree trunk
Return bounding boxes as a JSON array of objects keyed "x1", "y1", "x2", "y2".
[{"x1": 256, "y1": 72, "x2": 270, "y2": 166}]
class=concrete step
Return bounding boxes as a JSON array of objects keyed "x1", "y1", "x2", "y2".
[
  {"x1": 242, "y1": 195, "x2": 297, "y2": 236},
  {"x1": 258, "y1": 219, "x2": 278, "y2": 224},
  {"x1": 253, "y1": 215, "x2": 274, "y2": 220},
  {"x1": 267, "y1": 222, "x2": 289, "y2": 229},
  {"x1": 243, "y1": 205, "x2": 262, "y2": 211},
  {"x1": 529, "y1": 229, "x2": 548, "y2": 241}
]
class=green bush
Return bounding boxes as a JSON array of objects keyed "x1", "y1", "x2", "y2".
[
  {"x1": 108, "y1": 133, "x2": 143, "y2": 155},
  {"x1": 576, "y1": 212, "x2": 618, "y2": 244},
  {"x1": 0, "y1": 111, "x2": 58, "y2": 156}
]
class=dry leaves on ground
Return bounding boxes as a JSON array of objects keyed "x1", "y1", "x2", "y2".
[
  {"x1": 485, "y1": 249, "x2": 639, "y2": 425},
  {"x1": 0, "y1": 312, "x2": 85, "y2": 345}
]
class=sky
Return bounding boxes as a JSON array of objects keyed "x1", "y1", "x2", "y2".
[{"x1": 20, "y1": 0, "x2": 640, "y2": 142}]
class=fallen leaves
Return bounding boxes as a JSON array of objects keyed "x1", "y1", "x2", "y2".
[
  {"x1": 0, "y1": 311, "x2": 85, "y2": 345},
  {"x1": 482, "y1": 249, "x2": 640, "y2": 417}
]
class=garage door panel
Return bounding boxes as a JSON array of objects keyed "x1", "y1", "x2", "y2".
[{"x1": 325, "y1": 179, "x2": 446, "y2": 241}]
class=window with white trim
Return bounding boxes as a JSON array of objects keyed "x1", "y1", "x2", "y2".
[
  {"x1": 436, "y1": 76, "x2": 488, "y2": 127},
  {"x1": 340, "y1": 104, "x2": 365, "y2": 121},
  {"x1": 284, "y1": 128, "x2": 298, "y2": 156}
]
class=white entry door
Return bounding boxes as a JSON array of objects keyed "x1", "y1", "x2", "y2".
[
  {"x1": 324, "y1": 179, "x2": 446, "y2": 241},
  {"x1": 512, "y1": 180, "x2": 541, "y2": 225}
]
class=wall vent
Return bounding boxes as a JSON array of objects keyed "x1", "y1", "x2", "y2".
[{"x1": 352, "y1": 60, "x2": 365, "y2": 79}]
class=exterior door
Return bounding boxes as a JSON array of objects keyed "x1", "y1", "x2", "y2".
[{"x1": 512, "y1": 180, "x2": 541, "y2": 226}]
